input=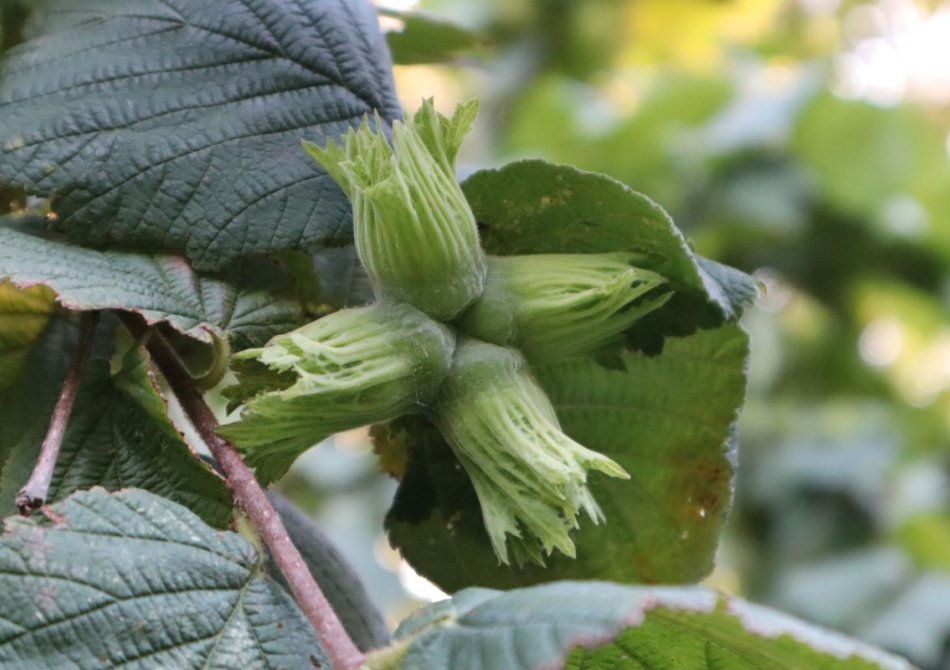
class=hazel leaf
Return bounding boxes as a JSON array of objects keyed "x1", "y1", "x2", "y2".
[
  {"x1": 0, "y1": 488, "x2": 325, "y2": 668},
  {"x1": 385, "y1": 324, "x2": 749, "y2": 589},
  {"x1": 462, "y1": 160, "x2": 758, "y2": 353},
  {"x1": 379, "y1": 582, "x2": 913, "y2": 670},
  {"x1": 0, "y1": 0, "x2": 400, "y2": 269},
  {"x1": 0, "y1": 219, "x2": 303, "y2": 349}
]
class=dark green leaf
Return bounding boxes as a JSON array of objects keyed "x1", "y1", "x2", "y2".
[
  {"x1": 462, "y1": 160, "x2": 757, "y2": 352},
  {"x1": 0, "y1": 218, "x2": 303, "y2": 349},
  {"x1": 0, "y1": 1, "x2": 30, "y2": 54},
  {"x1": 382, "y1": 9, "x2": 486, "y2": 65},
  {"x1": 379, "y1": 582, "x2": 912, "y2": 670},
  {"x1": 311, "y1": 245, "x2": 374, "y2": 309},
  {"x1": 0, "y1": 488, "x2": 325, "y2": 668},
  {"x1": 277, "y1": 250, "x2": 324, "y2": 315},
  {"x1": 0, "y1": 314, "x2": 233, "y2": 527},
  {"x1": 465, "y1": 160, "x2": 702, "y2": 285},
  {"x1": 268, "y1": 491, "x2": 389, "y2": 652},
  {"x1": 0, "y1": 0, "x2": 400, "y2": 269},
  {"x1": 386, "y1": 325, "x2": 749, "y2": 589}
]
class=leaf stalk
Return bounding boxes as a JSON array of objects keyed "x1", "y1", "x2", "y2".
[
  {"x1": 15, "y1": 310, "x2": 99, "y2": 516},
  {"x1": 123, "y1": 315, "x2": 366, "y2": 670}
]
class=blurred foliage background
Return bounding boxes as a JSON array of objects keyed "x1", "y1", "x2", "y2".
[
  {"x1": 4, "y1": 0, "x2": 947, "y2": 666},
  {"x1": 292, "y1": 1, "x2": 950, "y2": 667}
]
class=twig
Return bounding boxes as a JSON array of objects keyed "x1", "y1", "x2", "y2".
[
  {"x1": 126, "y1": 317, "x2": 365, "y2": 670},
  {"x1": 16, "y1": 311, "x2": 100, "y2": 516}
]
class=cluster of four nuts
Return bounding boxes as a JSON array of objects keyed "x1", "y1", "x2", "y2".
[{"x1": 222, "y1": 101, "x2": 669, "y2": 565}]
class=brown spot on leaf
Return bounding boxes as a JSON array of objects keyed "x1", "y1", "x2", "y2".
[{"x1": 41, "y1": 506, "x2": 67, "y2": 527}]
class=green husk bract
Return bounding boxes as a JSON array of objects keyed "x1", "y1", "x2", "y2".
[
  {"x1": 304, "y1": 100, "x2": 486, "y2": 320},
  {"x1": 220, "y1": 302, "x2": 456, "y2": 483},
  {"x1": 458, "y1": 253, "x2": 671, "y2": 361},
  {"x1": 434, "y1": 338, "x2": 628, "y2": 565}
]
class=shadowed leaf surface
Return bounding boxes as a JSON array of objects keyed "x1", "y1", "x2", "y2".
[{"x1": 0, "y1": 315, "x2": 232, "y2": 527}]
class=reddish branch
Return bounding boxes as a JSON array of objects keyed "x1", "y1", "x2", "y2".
[
  {"x1": 136, "y1": 321, "x2": 365, "y2": 670},
  {"x1": 16, "y1": 311, "x2": 100, "y2": 517}
]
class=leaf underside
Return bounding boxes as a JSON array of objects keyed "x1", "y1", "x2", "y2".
[
  {"x1": 391, "y1": 582, "x2": 913, "y2": 670},
  {"x1": 0, "y1": 0, "x2": 401, "y2": 269},
  {"x1": 0, "y1": 488, "x2": 324, "y2": 669}
]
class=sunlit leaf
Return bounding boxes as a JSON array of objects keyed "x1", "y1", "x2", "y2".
[{"x1": 0, "y1": 281, "x2": 54, "y2": 388}]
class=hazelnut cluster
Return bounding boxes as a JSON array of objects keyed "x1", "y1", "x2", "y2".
[{"x1": 222, "y1": 101, "x2": 669, "y2": 565}]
